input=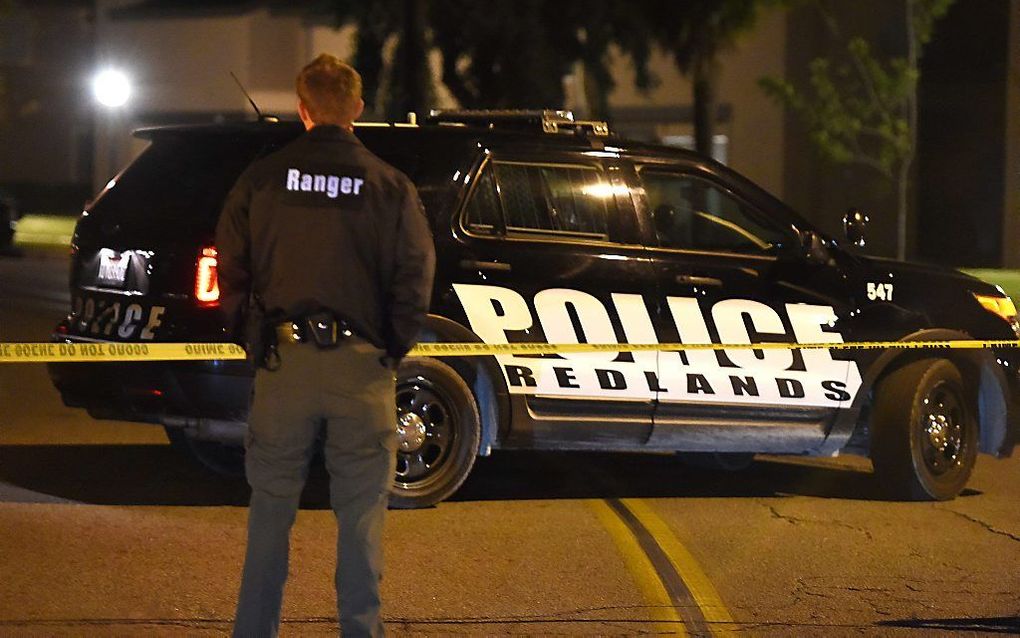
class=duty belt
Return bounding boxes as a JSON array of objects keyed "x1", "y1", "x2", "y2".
[{"x1": 274, "y1": 311, "x2": 353, "y2": 349}]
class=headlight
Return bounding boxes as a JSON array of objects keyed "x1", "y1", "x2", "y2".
[
  {"x1": 973, "y1": 293, "x2": 1020, "y2": 338},
  {"x1": 973, "y1": 293, "x2": 1017, "y2": 323}
]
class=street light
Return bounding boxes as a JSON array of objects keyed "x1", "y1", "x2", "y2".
[
  {"x1": 92, "y1": 68, "x2": 132, "y2": 189},
  {"x1": 92, "y1": 69, "x2": 131, "y2": 108}
]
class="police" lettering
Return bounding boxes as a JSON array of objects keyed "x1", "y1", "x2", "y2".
[{"x1": 451, "y1": 283, "x2": 863, "y2": 409}]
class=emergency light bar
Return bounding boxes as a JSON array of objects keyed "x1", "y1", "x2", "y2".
[{"x1": 425, "y1": 109, "x2": 611, "y2": 137}]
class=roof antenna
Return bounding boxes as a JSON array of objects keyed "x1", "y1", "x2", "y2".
[{"x1": 230, "y1": 71, "x2": 278, "y2": 122}]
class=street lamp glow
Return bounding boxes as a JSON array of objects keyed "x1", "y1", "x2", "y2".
[{"x1": 93, "y1": 69, "x2": 131, "y2": 108}]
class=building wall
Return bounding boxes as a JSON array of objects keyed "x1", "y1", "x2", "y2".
[
  {"x1": 0, "y1": 2, "x2": 95, "y2": 210},
  {"x1": 1001, "y1": 0, "x2": 1020, "y2": 268},
  {"x1": 9, "y1": 0, "x2": 1013, "y2": 261},
  {"x1": 917, "y1": 0, "x2": 1014, "y2": 268},
  {"x1": 605, "y1": 7, "x2": 788, "y2": 199},
  {"x1": 778, "y1": 1, "x2": 1019, "y2": 265},
  {"x1": 95, "y1": 1, "x2": 253, "y2": 188},
  {"x1": 93, "y1": 7, "x2": 456, "y2": 189},
  {"x1": 779, "y1": 1, "x2": 909, "y2": 252},
  {"x1": 94, "y1": 3, "x2": 789, "y2": 199}
]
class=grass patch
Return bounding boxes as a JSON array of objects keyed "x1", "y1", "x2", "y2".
[
  {"x1": 961, "y1": 269, "x2": 1020, "y2": 301},
  {"x1": 14, "y1": 214, "x2": 77, "y2": 247}
]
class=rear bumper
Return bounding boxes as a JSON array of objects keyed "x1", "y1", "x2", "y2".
[{"x1": 47, "y1": 355, "x2": 253, "y2": 425}]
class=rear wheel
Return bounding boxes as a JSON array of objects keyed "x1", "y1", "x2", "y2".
[
  {"x1": 389, "y1": 357, "x2": 480, "y2": 509},
  {"x1": 870, "y1": 358, "x2": 977, "y2": 501},
  {"x1": 164, "y1": 356, "x2": 482, "y2": 507},
  {"x1": 165, "y1": 427, "x2": 246, "y2": 477}
]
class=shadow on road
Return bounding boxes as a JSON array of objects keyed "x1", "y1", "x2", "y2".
[
  {"x1": 0, "y1": 444, "x2": 252, "y2": 507},
  {"x1": 877, "y1": 616, "x2": 1020, "y2": 634},
  {"x1": 452, "y1": 451, "x2": 893, "y2": 503},
  {"x1": 2, "y1": 444, "x2": 977, "y2": 508}
]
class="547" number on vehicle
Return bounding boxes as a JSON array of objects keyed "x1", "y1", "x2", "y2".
[{"x1": 867, "y1": 282, "x2": 894, "y2": 301}]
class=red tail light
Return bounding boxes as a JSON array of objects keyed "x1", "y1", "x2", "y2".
[{"x1": 195, "y1": 246, "x2": 220, "y2": 306}]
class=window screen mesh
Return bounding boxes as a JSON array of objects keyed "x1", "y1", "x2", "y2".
[{"x1": 494, "y1": 163, "x2": 609, "y2": 236}]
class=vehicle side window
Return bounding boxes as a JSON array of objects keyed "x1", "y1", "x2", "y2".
[
  {"x1": 640, "y1": 170, "x2": 790, "y2": 254},
  {"x1": 493, "y1": 162, "x2": 610, "y2": 238},
  {"x1": 463, "y1": 165, "x2": 501, "y2": 234}
]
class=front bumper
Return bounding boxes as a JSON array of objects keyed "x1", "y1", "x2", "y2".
[{"x1": 990, "y1": 345, "x2": 1020, "y2": 457}]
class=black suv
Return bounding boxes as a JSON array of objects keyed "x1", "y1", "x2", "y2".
[{"x1": 49, "y1": 111, "x2": 1019, "y2": 507}]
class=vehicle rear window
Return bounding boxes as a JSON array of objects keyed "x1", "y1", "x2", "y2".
[
  {"x1": 93, "y1": 135, "x2": 271, "y2": 222},
  {"x1": 491, "y1": 162, "x2": 610, "y2": 238}
]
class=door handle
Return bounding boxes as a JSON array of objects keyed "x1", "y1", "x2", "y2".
[
  {"x1": 675, "y1": 274, "x2": 722, "y2": 287},
  {"x1": 460, "y1": 259, "x2": 512, "y2": 272}
]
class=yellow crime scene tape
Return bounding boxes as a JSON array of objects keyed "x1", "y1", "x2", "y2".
[{"x1": 2, "y1": 339, "x2": 1020, "y2": 363}]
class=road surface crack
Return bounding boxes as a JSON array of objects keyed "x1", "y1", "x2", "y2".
[
  {"x1": 765, "y1": 504, "x2": 874, "y2": 540},
  {"x1": 936, "y1": 507, "x2": 1020, "y2": 543}
]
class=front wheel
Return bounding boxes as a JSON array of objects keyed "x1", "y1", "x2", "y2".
[
  {"x1": 389, "y1": 357, "x2": 481, "y2": 509},
  {"x1": 870, "y1": 358, "x2": 978, "y2": 501}
]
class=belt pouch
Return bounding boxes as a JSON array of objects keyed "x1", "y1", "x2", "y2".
[{"x1": 304, "y1": 310, "x2": 339, "y2": 349}]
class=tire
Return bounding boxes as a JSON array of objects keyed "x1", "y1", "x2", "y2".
[
  {"x1": 389, "y1": 357, "x2": 480, "y2": 509},
  {"x1": 677, "y1": 452, "x2": 756, "y2": 472},
  {"x1": 870, "y1": 358, "x2": 978, "y2": 501},
  {"x1": 165, "y1": 427, "x2": 246, "y2": 478}
]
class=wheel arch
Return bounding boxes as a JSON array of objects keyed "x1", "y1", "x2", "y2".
[
  {"x1": 841, "y1": 328, "x2": 1009, "y2": 456},
  {"x1": 418, "y1": 314, "x2": 510, "y2": 456}
]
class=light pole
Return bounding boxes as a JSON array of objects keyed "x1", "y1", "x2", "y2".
[{"x1": 92, "y1": 69, "x2": 131, "y2": 188}]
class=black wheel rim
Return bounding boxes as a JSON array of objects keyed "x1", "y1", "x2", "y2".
[
  {"x1": 394, "y1": 375, "x2": 456, "y2": 490},
  {"x1": 919, "y1": 381, "x2": 967, "y2": 477}
]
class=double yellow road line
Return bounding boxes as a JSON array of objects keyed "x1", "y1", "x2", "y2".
[
  {"x1": 590, "y1": 498, "x2": 735, "y2": 636},
  {"x1": 3, "y1": 338, "x2": 1019, "y2": 363}
]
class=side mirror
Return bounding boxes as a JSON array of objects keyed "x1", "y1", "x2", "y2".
[
  {"x1": 653, "y1": 204, "x2": 676, "y2": 233},
  {"x1": 799, "y1": 229, "x2": 832, "y2": 265},
  {"x1": 842, "y1": 208, "x2": 869, "y2": 248}
]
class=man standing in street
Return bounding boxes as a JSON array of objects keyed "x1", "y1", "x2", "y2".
[{"x1": 216, "y1": 54, "x2": 436, "y2": 637}]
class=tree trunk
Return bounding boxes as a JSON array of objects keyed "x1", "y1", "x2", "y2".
[
  {"x1": 400, "y1": 0, "x2": 427, "y2": 118},
  {"x1": 899, "y1": 0, "x2": 919, "y2": 261},
  {"x1": 692, "y1": 60, "x2": 717, "y2": 159},
  {"x1": 896, "y1": 162, "x2": 910, "y2": 261},
  {"x1": 583, "y1": 63, "x2": 608, "y2": 120}
]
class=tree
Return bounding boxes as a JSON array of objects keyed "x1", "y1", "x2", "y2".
[
  {"x1": 327, "y1": 0, "x2": 434, "y2": 120},
  {"x1": 635, "y1": 0, "x2": 766, "y2": 157},
  {"x1": 428, "y1": 1, "x2": 575, "y2": 110},
  {"x1": 325, "y1": 0, "x2": 767, "y2": 155},
  {"x1": 328, "y1": 0, "x2": 650, "y2": 116},
  {"x1": 759, "y1": 0, "x2": 953, "y2": 259}
]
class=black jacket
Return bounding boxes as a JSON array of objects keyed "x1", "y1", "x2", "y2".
[{"x1": 216, "y1": 124, "x2": 436, "y2": 359}]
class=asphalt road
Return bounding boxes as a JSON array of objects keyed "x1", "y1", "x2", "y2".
[{"x1": 1, "y1": 249, "x2": 1018, "y2": 636}]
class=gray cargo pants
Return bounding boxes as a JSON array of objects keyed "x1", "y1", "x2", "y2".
[{"x1": 232, "y1": 338, "x2": 397, "y2": 638}]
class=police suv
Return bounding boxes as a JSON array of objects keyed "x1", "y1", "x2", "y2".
[{"x1": 49, "y1": 110, "x2": 1019, "y2": 507}]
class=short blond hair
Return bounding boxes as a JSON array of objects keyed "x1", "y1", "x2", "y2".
[{"x1": 296, "y1": 54, "x2": 362, "y2": 126}]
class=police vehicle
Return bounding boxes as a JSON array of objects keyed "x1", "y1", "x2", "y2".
[{"x1": 48, "y1": 110, "x2": 1019, "y2": 507}]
